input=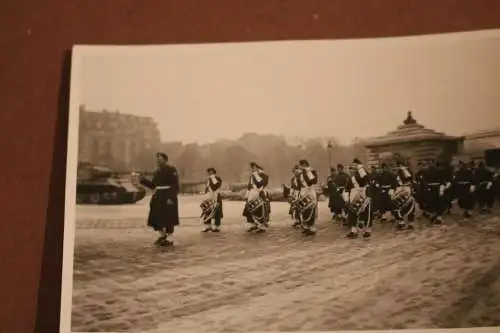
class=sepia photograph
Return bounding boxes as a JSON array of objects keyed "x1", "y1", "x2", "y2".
[{"x1": 61, "y1": 30, "x2": 500, "y2": 333}]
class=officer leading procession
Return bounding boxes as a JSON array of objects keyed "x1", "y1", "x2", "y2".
[{"x1": 134, "y1": 150, "x2": 499, "y2": 247}]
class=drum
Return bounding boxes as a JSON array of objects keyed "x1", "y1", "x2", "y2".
[
  {"x1": 347, "y1": 189, "x2": 371, "y2": 215},
  {"x1": 200, "y1": 198, "x2": 217, "y2": 216},
  {"x1": 296, "y1": 193, "x2": 316, "y2": 212},
  {"x1": 390, "y1": 186, "x2": 412, "y2": 210},
  {"x1": 246, "y1": 196, "x2": 264, "y2": 213}
]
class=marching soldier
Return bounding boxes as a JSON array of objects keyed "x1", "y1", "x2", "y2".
[
  {"x1": 453, "y1": 161, "x2": 475, "y2": 219},
  {"x1": 421, "y1": 160, "x2": 447, "y2": 224},
  {"x1": 243, "y1": 162, "x2": 270, "y2": 232},
  {"x1": 297, "y1": 159, "x2": 319, "y2": 235},
  {"x1": 201, "y1": 167, "x2": 224, "y2": 232},
  {"x1": 345, "y1": 158, "x2": 372, "y2": 238},
  {"x1": 438, "y1": 161, "x2": 455, "y2": 215},
  {"x1": 283, "y1": 165, "x2": 302, "y2": 227},
  {"x1": 394, "y1": 161, "x2": 416, "y2": 229},
  {"x1": 331, "y1": 164, "x2": 350, "y2": 222},
  {"x1": 474, "y1": 161, "x2": 495, "y2": 214},
  {"x1": 325, "y1": 167, "x2": 338, "y2": 220},
  {"x1": 396, "y1": 161, "x2": 413, "y2": 186},
  {"x1": 137, "y1": 152, "x2": 180, "y2": 247},
  {"x1": 413, "y1": 161, "x2": 428, "y2": 217},
  {"x1": 368, "y1": 165, "x2": 381, "y2": 218},
  {"x1": 376, "y1": 163, "x2": 400, "y2": 223}
]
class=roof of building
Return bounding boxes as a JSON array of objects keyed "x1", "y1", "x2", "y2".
[
  {"x1": 363, "y1": 111, "x2": 463, "y2": 148},
  {"x1": 463, "y1": 127, "x2": 500, "y2": 140}
]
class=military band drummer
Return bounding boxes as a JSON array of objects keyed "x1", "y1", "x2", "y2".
[
  {"x1": 243, "y1": 162, "x2": 271, "y2": 232},
  {"x1": 297, "y1": 159, "x2": 319, "y2": 235},
  {"x1": 283, "y1": 165, "x2": 302, "y2": 227},
  {"x1": 201, "y1": 167, "x2": 224, "y2": 232},
  {"x1": 345, "y1": 158, "x2": 373, "y2": 238}
]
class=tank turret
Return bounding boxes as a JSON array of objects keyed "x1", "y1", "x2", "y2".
[{"x1": 76, "y1": 163, "x2": 146, "y2": 205}]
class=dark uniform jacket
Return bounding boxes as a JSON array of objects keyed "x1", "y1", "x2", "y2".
[{"x1": 140, "y1": 164, "x2": 180, "y2": 230}]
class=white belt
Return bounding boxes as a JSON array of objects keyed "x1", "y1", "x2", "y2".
[{"x1": 155, "y1": 186, "x2": 171, "y2": 190}]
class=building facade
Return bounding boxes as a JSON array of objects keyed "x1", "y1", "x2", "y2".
[
  {"x1": 362, "y1": 111, "x2": 464, "y2": 170},
  {"x1": 78, "y1": 105, "x2": 162, "y2": 171},
  {"x1": 462, "y1": 128, "x2": 500, "y2": 160}
]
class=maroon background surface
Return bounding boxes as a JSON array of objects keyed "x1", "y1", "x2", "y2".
[{"x1": 1, "y1": 1, "x2": 500, "y2": 332}]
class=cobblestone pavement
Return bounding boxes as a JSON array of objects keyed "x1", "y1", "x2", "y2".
[{"x1": 71, "y1": 200, "x2": 500, "y2": 332}]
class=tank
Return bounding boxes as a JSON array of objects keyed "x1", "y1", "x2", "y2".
[{"x1": 76, "y1": 163, "x2": 146, "y2": 205}]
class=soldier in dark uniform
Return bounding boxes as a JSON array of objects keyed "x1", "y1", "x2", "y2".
[
  {"x1": 438, "y1": 161, "x2": 455, "y2": 215},
  {"x1": 201, "y1": 167, "x2": 224, "y2": 232},
  {"x1": 325, "y1": 167, "x2": 338, "y2": 219},
  {"x1": 138, "y1": 152, "x2": 180, "y2": 246},
  {"x1": 494, "y1": 168, "x2": 500, "y2": 204},
  {"x1": 413, "y1": 161, "x2": 427, "y2": 216},
  {"x1": 421, "y1": 160, "x2": 446, "y2": 224},
  {"x1": 368, "y1": 165, "x2": 381, "y2": 219},
  {"x1": 331, "y1": 164, "x2": 350, "y2": 222},
  {"x1": 469, "y1": 161, "x2": 477, "y2": 174},
  {"x1": 453, "y1": 161, "x2": 475, "y2": 219},
  {"x1": 376, "y1": 163, "x2": 400, "y2": 223},
  {"x1": 474, "y1": 162, "x2": 495, "y2": 213},
  {"x1": 283, "y1": 165, "x2": 302, "y2": 227}
]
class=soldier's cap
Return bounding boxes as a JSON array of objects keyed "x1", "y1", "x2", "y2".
[
  {"x1": 299, "y1": 159, "x2": 309, "y2": 166},
  {"x1": 337, "y1": 164, "x2": 344, "y2": 169},
  {"x1": 352, "y1": 158, "x2": 362, "y2": 164},
  {"x1": 206, "y1": 167, "x2": 216, "y2": 173},
  {"x1": 156, "y1": 152, "x2": 168, "y2": 160},
  {"x1": 250, "y1": 162, "x2": 264, "y2": 170}
]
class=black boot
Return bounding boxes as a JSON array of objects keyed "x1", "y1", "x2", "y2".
[
  {"x1": 345, "y1": 229, "x2": 358, "y2": 239},
  {"x1": 154, "y1": 235, "x2": 167, "y2": 245}
]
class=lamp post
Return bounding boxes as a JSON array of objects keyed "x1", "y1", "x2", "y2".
[{"x1": 327, "y1": 140, "x2": 333, "y2": 169}]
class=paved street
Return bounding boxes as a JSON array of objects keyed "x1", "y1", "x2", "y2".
[{"x1": 72, "y1": 196, "x2": 500, "y2": 332}]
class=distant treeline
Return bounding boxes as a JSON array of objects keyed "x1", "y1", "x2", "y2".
[{"x1": 161, "y1": 133, "x2": 367, "y2": 187}]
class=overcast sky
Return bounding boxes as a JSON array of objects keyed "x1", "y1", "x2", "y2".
[{"x1": 77, "y1": 30, "x2": 500, "y2": 145}]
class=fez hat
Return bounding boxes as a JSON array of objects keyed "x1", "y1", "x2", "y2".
[
  {"x1": 352, "y1": 158, "x2": 362, "y2": 164},
  {"x1": 207, "y1": 167, "x2": 216, "y2": 174},
  {"x1": 156, "y1": 152, "x2": 168, "y2": 160},
  {"x1": 299, "y1": 159, "x2": 309, "y2": 167},
  {"x1": 250, "y1": 162, "x2": 263, "y2": 169}
]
